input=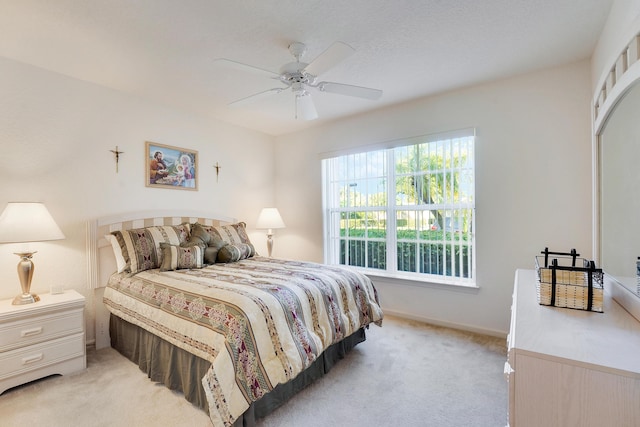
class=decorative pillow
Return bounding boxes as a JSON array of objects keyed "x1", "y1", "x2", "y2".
[
  {"x1": 217, "y1": 243, "x2": 253, "y2": 263},
  {"x1": 105, "y1": 234, "x2": 127, "y2": 273},
  {"x1": 159, "y1": 243, "x2": 203, "y2": 271},
  {"x1": 189, "y1": 223, "x2": 211, "y2": 246},
  {"x1": 196, "y1": 222, "x2": 256, "y2": 258},
  {"x1": 204, "y1": 246, "x2": 221, "y2": 265},
  {"x1": 208, "y1": 236, "x2": 228, "y2": 264},
  {"x1": 111, "y1": 224, "x2": 190, "y2": 274},
  {"x1": 189, "y1": 223, "x2": 223, "y2": 264},
  {"x1": 180, "y1": 239, "x2": 206, "y2": 263}
]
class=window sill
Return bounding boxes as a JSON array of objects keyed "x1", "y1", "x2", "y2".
[{"x1": 351, "y1": 268, "x2": 479, "y2": 293}]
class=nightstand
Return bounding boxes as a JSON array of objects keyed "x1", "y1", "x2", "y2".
[{"x1": 0, "y1": 290, "x2": 86, "y2": 395}]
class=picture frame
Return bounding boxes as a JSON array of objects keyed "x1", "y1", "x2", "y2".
[{"x1": 145, "y1": 141, "x2": 198, "y2": 190}]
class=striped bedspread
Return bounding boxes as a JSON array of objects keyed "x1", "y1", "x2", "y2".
[{"x1": 103, "y1": 257, "x2": 383, "y2": 427}]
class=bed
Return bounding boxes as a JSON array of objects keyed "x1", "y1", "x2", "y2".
[{"x1": 87, "y1": 211, "x2": 383, "y2": 427}]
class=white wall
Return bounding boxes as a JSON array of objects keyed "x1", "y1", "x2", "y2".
[
  {"x1": 274, "y1": 61, "x2": 593, "y2": 336},
  {"x1": 0, "y1": 57, "x2": 276, "y2": 343}
]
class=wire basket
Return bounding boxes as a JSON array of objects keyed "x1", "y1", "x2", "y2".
[{"x1": 535, "y1": 248, "x2": 604, "y2": 312}]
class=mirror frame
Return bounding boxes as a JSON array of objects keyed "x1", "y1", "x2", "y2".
[{"x1": 593, "y1": 26, "x2": 640, "y2": 321}]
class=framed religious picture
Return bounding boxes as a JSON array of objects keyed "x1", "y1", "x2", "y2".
[{"x1": 145, "y1": 141, "x2": 198, "y2": 190}]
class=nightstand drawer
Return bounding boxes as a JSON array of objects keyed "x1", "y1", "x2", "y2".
[
  {"x1": 0, "y1": 309, "x2": 84, "y2": 352},
  {"x1": 0, "y1": 333, "x2": 85, "y2": 379}
]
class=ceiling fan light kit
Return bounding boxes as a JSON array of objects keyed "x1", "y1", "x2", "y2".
[
  {"x1": 220, "y1": 41, "x2": 383, "y2": 120},
  {"x1": 294, "y1": 88, "x2": 317, "y2": 120}
]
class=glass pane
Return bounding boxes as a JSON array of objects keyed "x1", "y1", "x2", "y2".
[
  {"x1": 339, "y1": 212, "x2": 349, "y2": 236},
  {"x1": 416, "y1": 210, "x2": 431, "y2": 235},
  {"x1": 426, "y1": 209, "x2": 443, "y2": 234},
  {"x1": 367, "y1": 178, "x2": 386, "y2": 207},
  {"x1": 353, "y1": 180, "x2": 366, "y2": 207},
  {"x1": 420, "y1": 243, "x2": 443, "y2": 275},
  {"x1": 396, "y1": 210, "x2": 416, "y2": 240},
  {"x1": 428, "y1": 171, "x2": 444, "y2": 204},
  {"x1": 338, "y1": 182, "x2": 349, "y2": 208},
  {"x1": 367, "y1": 150, "x2": 386, "y2": 176},
  {"x1": 347, "y1": 240, "x2": 366, "y2": 267},
  {"x1": 368, "y1": 241, "x2": 386, "y2": 270},
  {"x1": 394, "y1": 145, "x2": 411, "y2": 172},
  {"x1": 366, "y1": 211, "x2": 386, "y2": 239},
  {"x1": 395, "y1": 176, "x2": 415, "y2": 206},
  {"x1": 348, "y1": 212, "x2": 365, "y2": 238},
  {"x1": 450, "y1": 208, "x2": 471, "y2": 235},
  {"x1": 397, "y1": 242, "x2": 416, "y2": 272},
  {"x1": 337, "y1": 156, "x2": 345, "y2": 181},
  {"x1": 453, "y1": 243, "x2": 468, "y2": 278}
]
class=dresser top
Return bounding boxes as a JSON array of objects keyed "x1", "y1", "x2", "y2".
[
  {"x1": 0, "y1": 290, "x2": 85, "y2": 319},
  {"x1": 511, "y1": 269, "x2": 640, "y2": 377}
]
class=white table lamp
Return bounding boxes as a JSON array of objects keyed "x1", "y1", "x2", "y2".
[
  {"x1": 256, "y1": 208, "x2": 285, "y2": 257},
  {"x1": 0, "y1": 202, "x2": 65, "y2": 305}
]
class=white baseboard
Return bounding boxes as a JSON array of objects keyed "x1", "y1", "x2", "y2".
[{"x1": 382, "y1": 308, "x2": 508, "y2": 339}]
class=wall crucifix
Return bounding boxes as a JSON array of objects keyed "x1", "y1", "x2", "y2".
[
  {"x1": 214, "y1": 162, "x2": 222, "y2": 182},
  {"x1": 110, "y1": 146, "x2": 124, "y2": 173}
]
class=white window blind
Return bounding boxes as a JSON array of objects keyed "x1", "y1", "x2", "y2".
[{"x1": 322, "y1": 130, "x2": 475, "y2": 285}]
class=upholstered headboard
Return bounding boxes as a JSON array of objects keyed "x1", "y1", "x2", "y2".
[{"x1": 86, "y1": 210, "x2": 236, "y2": 349}]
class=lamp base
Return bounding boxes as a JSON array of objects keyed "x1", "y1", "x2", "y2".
[
  {"x1": 266, "y1": 232, "x2": 274, "y2": 257},
  {"x1": 13, "y1": 293, "x2": 40, "y2": 305},
  {"x1": 12, "y1": 251, "x2": 38, "y2": 305}
]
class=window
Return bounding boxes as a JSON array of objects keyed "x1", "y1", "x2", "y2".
[{"x1": 322, "y1": 130, "x2": 475, "y2": 285}]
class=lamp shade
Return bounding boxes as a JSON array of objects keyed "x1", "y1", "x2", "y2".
[
  {"x1": 256, "y1": 208, "x2": 286, "y2": 230},
  {"x1": 0, "y1": 202, "x2": 65, "y2": 244}
]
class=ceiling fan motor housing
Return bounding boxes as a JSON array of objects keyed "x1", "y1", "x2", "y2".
[
  {"x1": 279, "y1": 61, "x2": 315, "y2": 86},
  {"x1": 288, "y1": 42, "x2": 307, "y2": 60}
]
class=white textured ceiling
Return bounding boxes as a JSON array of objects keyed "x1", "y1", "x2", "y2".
[{"x1": 0, "y1": 0, "x2": 613, "y2": 136}]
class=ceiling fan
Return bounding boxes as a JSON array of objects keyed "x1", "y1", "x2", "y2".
[{"x1": 215, "y1": 41, "x2": 383, "y2": 120}]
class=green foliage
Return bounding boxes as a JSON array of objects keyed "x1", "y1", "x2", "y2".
[
  {"x1": 342, "y1": 228, "x2": 471, "y2": 242},
  {"x1": 394, "y1": 142, "x2": 471, "y2": 230},
  {"x1": 340, "y1": 231, "x2": 472, "y2": 279},
  {"x1": 340, "y1": 240, "x2": 387, "y2": 270}
]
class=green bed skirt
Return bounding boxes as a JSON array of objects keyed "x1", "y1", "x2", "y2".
[{"x1": 110, "y1": 314, "x2": 366, "y2": 426}]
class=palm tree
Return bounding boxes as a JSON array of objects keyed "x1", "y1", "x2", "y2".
[{"x1": 396, "y1": 143, "x2": 467, "y2": 231}]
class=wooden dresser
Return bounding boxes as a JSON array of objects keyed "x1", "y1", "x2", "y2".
[
  {"x1": 0, "y1": 290, "x2": 86, "y2": 394},
  {"x1": 506, "y1": 269, "x2": 640, "y2": 426}
]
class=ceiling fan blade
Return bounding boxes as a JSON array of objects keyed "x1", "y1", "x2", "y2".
[
  {"x1": 317, "y1": 82, "x2": 383, "y2": 100},
  {"x1": 304, "y1": 41, "x2": 355, "y2": 76},
  {"x1": 229, "y1": 87, "x2": 286, "y2": 107},
  {"x1": 213, "y1": 58, "x2": 280, "y2": 78},
  {"x1": 296, "y1": 93, "x2": 318, "y2": 120}
]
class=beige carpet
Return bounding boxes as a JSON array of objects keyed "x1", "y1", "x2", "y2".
[{"x1": 0, "y1": 316, "x2": 508, "y2": 426}]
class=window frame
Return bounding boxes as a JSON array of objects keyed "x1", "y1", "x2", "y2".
[{"x1": 321, "y1": 129, "x2": 476, "y2": 288}]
